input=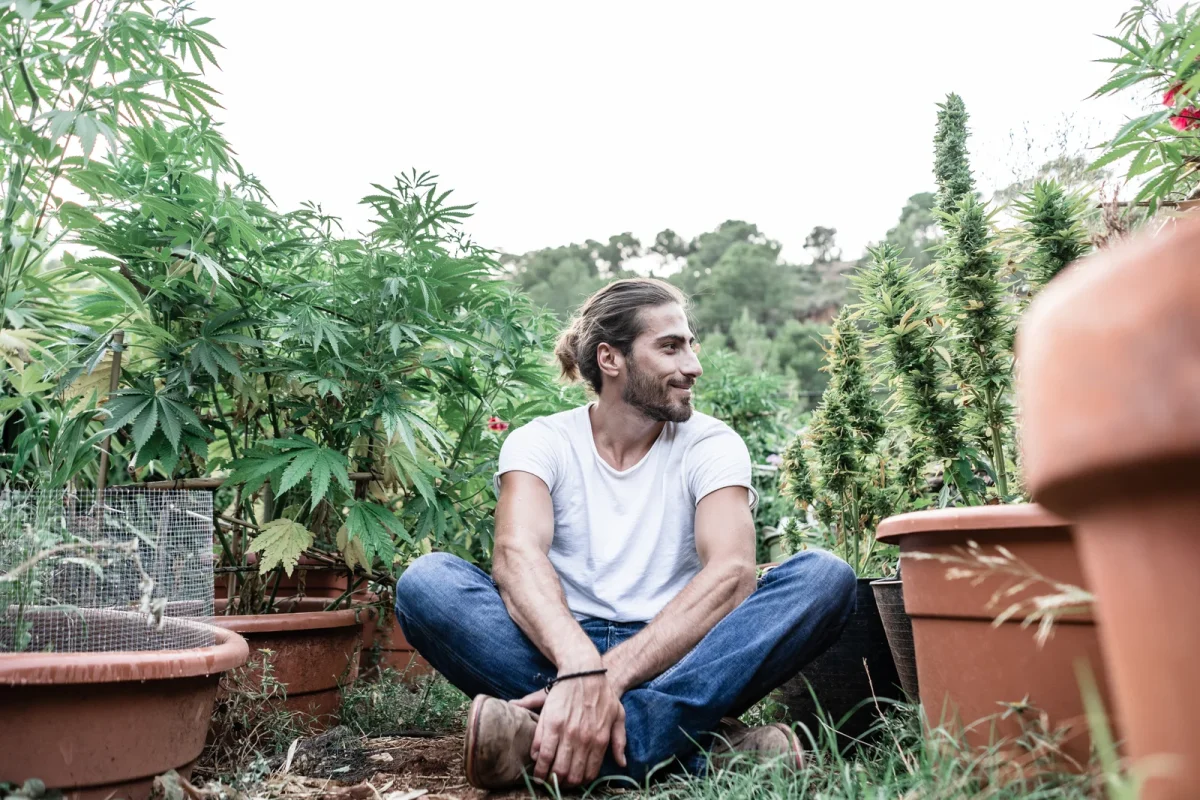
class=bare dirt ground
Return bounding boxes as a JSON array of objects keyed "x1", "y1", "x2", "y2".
[{"x1": 185, "y1": 729, "x2": 591, "y2": 800}]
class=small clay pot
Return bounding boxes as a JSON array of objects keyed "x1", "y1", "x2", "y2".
[
  {"x1": 870, "y1": 579, "x2": 919, "y2": 701},
  {"x1": 780, "y1": 577, "x2": 901, "y2": 746},
  {"x1": 877, "y1": 504, "x2": 1112, "y2": 772},
  {"x1": 0, "y1": 611, "x2": 248, "y2": 800},
  {"x1": 1019, "y1": 215, "x2": 1200, "y2": 800},
  {"x1": 209, "y1": 598, "x2": 363, "y2": 729}
]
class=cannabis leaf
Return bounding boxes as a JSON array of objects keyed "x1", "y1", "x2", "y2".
[
  {"x1": 104, "y1": 384, "x2": 210, "y2": 454},
  {"x1": 248, "y1": 519, "x2": 314, "y2": 577},
  {"x1": 336, "y1": 524, "x2": 370, "y2": 573},
  {"x1": 183, "y1": 307, "x2": 262, "y2": 381},
  {"x1": 345, "y1": 500, "x2": 404, "y2": 568},
  {"x1": 225, "y1": 436, "x2": 352, "y2": 509}
]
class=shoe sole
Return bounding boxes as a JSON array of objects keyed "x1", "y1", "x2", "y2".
[{"x1": 463, "y1": 694, "x2": 489, "y2": 788}]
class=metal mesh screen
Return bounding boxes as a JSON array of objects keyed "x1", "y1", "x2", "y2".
[{"x1": 0, "y1": 488, "x2": 215, "y2": 653}]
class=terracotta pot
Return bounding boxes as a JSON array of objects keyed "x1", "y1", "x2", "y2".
[
  {"x1": 870, "y1": 579, "x2": 919, "y2": 701},
  {"x1": 0, "y1": 611, "x2": 248, "y2": 800},
  {"x1": 350, "y1": 590, "x2": 435, "y2": 683},
  {"x1": 779, "y1": 577, "x2": 901, "y2": 746},
  {"x1": 215, "y1": 554, "x2": 350, "y2": 600},
  {"x1": 1019, "y1": 215, "x2": 1200, "y2": 800},
  {"x1": 209, "y1": 598, "x2": 363, "y2": 729},
  {"x1": 877, "y1": 504, "x2": 1111, "y2": 771}
]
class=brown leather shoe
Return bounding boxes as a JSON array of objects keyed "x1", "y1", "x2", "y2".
[
  {"x1": 463, "y1": 695, "x2": 539, "y2": 789},
  {"x1": 710, "y1": 717, "x2": 805, "y2": 772}
]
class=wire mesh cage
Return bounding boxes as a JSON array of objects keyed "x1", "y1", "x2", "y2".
[{"x1": 0, "y1": 488, "x2": 216, "y2": 653}]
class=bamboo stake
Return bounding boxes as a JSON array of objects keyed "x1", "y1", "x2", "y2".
[{"x1": 94, "y1": 331, "x2": 125, "y2": 498}]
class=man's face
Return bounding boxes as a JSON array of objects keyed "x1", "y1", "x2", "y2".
[{"x1": 621, "y1": 303, "x2": 703, "y2": 423}]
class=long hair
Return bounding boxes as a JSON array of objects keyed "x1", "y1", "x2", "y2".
[{"x1": 553, "y1": 278, "x2": 689, "y2": 394}]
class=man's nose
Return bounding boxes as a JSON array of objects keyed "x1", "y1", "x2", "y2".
[{"x1": 682, "y1": 349, "x2": 703, "y2": 379}]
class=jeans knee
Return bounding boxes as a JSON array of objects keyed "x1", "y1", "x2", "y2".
[
  {"x1": 394, "y1": 552, "x2": 462, "y2": 621},
  {"x1": 779, "y1": 549, "x2": 858, "y2": 619}
]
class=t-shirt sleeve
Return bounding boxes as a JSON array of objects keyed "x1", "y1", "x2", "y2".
[
  {"x1": 493, "y1": 420, "x2": 561, "y2": 498},
  {"x1": 686, "y1": 426, "x2": 759, "y2": 511}
]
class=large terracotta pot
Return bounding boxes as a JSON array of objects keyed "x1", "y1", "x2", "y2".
[
  {"x1": 1019, "y1": 215, "x2": 1200, "y2": 800},
  {"x1": 779, "y1": 577, "x2": 902, "y2": 746},
  {"x1": 359, "y1": 602, "x2": 435, "y2": 682},
  {"x1": 215, "y1": 554, "x2": 350, "y2": 600},
  {"x1": 209, "y1": 598, "x2": 363, "y2": 729},
  {"x1": 0, "y1": 611, "x2": 248, "y2": 800},
  {"x1": 877, "y1": 504, "x2": 1111, "y2": 772}
]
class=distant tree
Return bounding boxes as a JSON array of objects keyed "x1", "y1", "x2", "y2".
[
  {"x1": 587, "y1": 233, "x2": 642, "y2": 274},
  {"x1": 883, "y1": 192, "x2": 940, "y2": 269},
  {"x1": 503, "y1": 235, "x2": 642, "y2": 318},
  {"x1": 651, "y1": 228, "x2": 692, "y2": 260},
  {"x1": 804, "y1": 226, "x2": 841, "y2": 263}
]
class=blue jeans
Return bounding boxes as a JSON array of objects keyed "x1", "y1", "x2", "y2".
[{"x1": 393, "y1": 550, "x2": 857, "y2": 781}]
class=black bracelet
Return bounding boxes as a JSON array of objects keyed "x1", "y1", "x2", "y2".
[{"x1": 540, "y1": 668, "x2": 608, "y2": 693}]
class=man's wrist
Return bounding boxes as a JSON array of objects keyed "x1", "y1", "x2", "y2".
[
  {"x1": 601, "y1": 651, "x2": 633, "y2": 695},
  {"x1": 552, "y1": 642, "x2": 604, "y2": 675}
]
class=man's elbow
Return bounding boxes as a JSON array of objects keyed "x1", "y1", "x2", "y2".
[{"x1": 715, "y1": 560, "x2": 757, "y2": 607}]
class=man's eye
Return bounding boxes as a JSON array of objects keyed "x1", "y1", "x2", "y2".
[{"x1": 664, "y1": 344, "x2": 677, "y2": 353}]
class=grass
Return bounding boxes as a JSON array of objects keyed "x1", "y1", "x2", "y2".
[{"x1": 339, "y1": 668, "x2": 469, "y2": 736}]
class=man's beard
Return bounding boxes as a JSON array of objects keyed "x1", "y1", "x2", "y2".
[{"x1": 623, "y1": 356, "x2": 693, "y2": 423}]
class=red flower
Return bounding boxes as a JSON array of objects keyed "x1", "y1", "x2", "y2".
[
  {"x1": 1163, "y1": 82, "x2": 1200, "y2": 130},
  {"x1": 487, "y1": 416, "x2": 510, "y2": 432},
  {"x1": 1170, "y1": 106, "x2": 1200, "y2": 131},
  {"x1": 1163, "y1": 82, "x2": 1185, "y2": 106}
]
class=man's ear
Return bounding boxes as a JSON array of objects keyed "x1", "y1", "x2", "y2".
[{"x1": 596, "y1": 342, "x2": 623, "y2": 381}]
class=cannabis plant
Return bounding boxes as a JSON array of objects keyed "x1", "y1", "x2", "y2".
[
  {"x1": 1013, "y1": 181, "x2": 1092, "y2": 295},
  {"x1": 854, "y1": 245, "x2": 983, "y2": 505},
  {"x1": 936, "y1": 195, "x2": 1015, "y2": 497},
  {"x1": 780, "y1": 309, "x2": 895, "y2": 575},
  {"x1": 933, "y1": 94, "x2": 976, "y2": 217}
]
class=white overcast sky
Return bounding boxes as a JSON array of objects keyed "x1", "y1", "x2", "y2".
[{"x1": 203, "y1": 1, "x2": 1147, "y2": 266}]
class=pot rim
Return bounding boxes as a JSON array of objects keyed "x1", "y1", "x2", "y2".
[
  {"x1": 876, "y1": 503, "x2": 1069, "y2": 545},
  {"x1": 0, "y1": 615, "x2": 248, "y2": 685},
  {"x1": 207, "y1": 605, "x2": 362, "y2": 634}
]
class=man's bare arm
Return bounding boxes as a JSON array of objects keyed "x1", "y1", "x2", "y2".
[
  {"x1": 601, "y1": 485, "x2": 757, "y2": 695},
  {"x1": 491, "y1": 471, "x2": 600, "y2": 672},
  {"x1": 492, "y1": 470, "x2": 627, "y2": 784}
]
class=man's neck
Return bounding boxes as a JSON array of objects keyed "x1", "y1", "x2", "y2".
[{"x1": 588, "y1": 395, "x2": 666, "y2": 472}]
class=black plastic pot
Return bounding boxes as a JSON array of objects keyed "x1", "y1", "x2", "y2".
[
  {"x1": 870, "y1": 579, "x2": 919, "y2": 702},
  {"x1": 780, "y1": 577, "x2": 901, "y2": 746}
]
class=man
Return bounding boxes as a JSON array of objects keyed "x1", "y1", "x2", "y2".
[{"x1": 394, "y1": 278, "x2": 857, "y2": 790}]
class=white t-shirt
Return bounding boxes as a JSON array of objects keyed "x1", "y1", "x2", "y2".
[{"x1": 493, "y1": 403, "x2": 758, "y2": 623}]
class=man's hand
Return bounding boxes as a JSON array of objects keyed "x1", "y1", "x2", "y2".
[{"x1": 511, "y1": 674, "x2": 627, "y2": 786}]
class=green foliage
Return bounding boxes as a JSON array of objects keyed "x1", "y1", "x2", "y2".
[
  {"x1": 855, "y1": 246, "x2": 964, "y2": 466},
  {"x1": 936, "y1": 194, "x2": 1015, "y2": 494},
  {"x1": 783, "y1": 309, "x2": 895, "y2": 576},
  {"x1": 804, "y1": 226, "x2": 840, "y2": 264},
  {"x1": 1091, "y1": 1, "x2": 1200, "y2": 211},
  {"x1": 933, "y1": 94, "x2": 976, "y2": 216},
  {"x1": 881, "y1": 192, "x2": 941, "y2": 270},
  {"x1": 247, "y1": 519, "x2": 315, "y2": 577},
  {"x1": 779, "y1": 431, "x2": 814, "y2": 510},
  {"x1": 1013, "y1": 180, "x2": 1092, "y2": 293},
  {"x1": 0, "y1": 3, "x2": 574, "y2": 604},
  {"x1": 340, "y1": 670, "x2": 469, "y2": 736},
  {"x1": 501, "y1": 234, "x2": 641, "y2": 319}
]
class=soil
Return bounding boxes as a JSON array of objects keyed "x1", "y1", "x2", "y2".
[{"x1": 240, "y1": 727, "x2": 603, "y2": 800}]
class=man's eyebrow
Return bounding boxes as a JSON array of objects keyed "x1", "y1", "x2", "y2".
[{"x1": 655, "y1": 334, "x2": 697, "y2": 345}]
